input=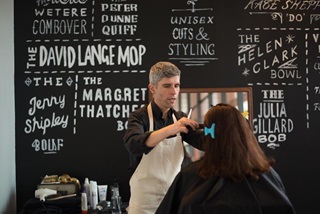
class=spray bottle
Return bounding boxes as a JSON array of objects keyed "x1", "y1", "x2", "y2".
[{"x1": 111, "y1": 178, "x2": 122, "y2": 214}]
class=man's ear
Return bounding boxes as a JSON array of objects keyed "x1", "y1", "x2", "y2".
[{"x1": 148, "y1": 83, "x2": 155, "y2": 94}]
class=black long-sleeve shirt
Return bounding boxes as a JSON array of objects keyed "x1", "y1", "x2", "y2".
[{"x1": 123, "y1": 101, "x2": 204, "y2": 177}]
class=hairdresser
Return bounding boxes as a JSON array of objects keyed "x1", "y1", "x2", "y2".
[{"x1": 123, "y1": 61, "x2": 204, "y2": 214}]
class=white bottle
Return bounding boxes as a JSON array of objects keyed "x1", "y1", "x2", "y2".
[
  {"x1": 81, "y1": 192, "x2": 88, "y2": 214},
  {"x1": 90, "y1": 180, "x2": 98, "y2": 210},
  {"x1": 83, "y1": 178, "x2": 90, "y2": 209}
]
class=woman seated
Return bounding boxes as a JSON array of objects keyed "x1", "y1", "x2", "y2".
[{"x1": 156, "y1": 103, "x2": 296, "y2": 214}]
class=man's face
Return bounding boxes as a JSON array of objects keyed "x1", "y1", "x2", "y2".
[{"x1": 150, "y1": 76, "x2": 180, "y2": 111}]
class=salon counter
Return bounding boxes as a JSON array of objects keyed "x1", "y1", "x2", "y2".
[
  {"x1": 88, "y1": 202, "x2": 128, "y2": 214},
  {"x1": 19, "y1": 196, "x2": 128, "y2": 214},
  {"x1": 19, "y1": 195, "x2": 81, "y2": 214}
]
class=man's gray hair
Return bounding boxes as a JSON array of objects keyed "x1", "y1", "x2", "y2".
[{"x1": 149, "y1": 61, "x2": 181, "y2": 85}]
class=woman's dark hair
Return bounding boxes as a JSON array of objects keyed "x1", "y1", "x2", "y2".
[{"x1": 199, "y1": 103, "x2": 274, "y2": 181}]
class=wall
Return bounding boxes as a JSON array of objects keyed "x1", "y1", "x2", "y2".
[
  {"x1": 0, "y1": 0, "x2": 16, "y2": 213},
  {"x1": 13, "y1": 0, "x2": 320, "y2": 213}
]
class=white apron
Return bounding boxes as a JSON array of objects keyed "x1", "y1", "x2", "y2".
[{"x1": 127, "y1": 104, "x2": 184, "y2": 214}]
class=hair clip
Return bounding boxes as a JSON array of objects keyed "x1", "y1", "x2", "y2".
[
  {"x1": 204, "y1": 123, "x2": 215, "y2": 139},
  {"x1": 242, "y1": 110, "x2": 249, "y2": 119}
]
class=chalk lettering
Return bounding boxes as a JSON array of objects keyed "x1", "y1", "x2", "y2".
[
  {"x1": 33, "y1": 77, "x2": 65, "y2": 86},
  {"x1": 36, "y1": 0, "x2": 88, "y2": 7},
  {"x1": 101, "y1": 14, "x2": 138, "y2": 23},
  {"x1": 270, "y1": 69, "x2": 302, "y2": 79},
  {"x1": 27, "y1": 47, "x2": 37, "y2": 69},
  {"x1": 35, "y1": 8, "x2": 87, "y2": 17},
  {"x1": 244, "y1": 0, "x2": 279, "y2": 10},
  {"x1": 24, "y1": 113, "x2": 69, "y2": 135},
  {"x1": 313, "y1": 33, "x2": 319, "y2": 42},
  {"x1": 170, "y1": 16, "x2": 214, "y2": 25},
  {"x1": 29, "y1": 95, "x2": 65, "y2": 116},
  {"x1": 282, "y1": 0, "x2": 320, "y2": 10},
  {"x1": 261, "y1": 90, "x2": 284, "y2": 99},
  {"x1": 172, "y1": 28, "x2": 193, "y2": 40},
  {"x1": 78, "y1": 45, "x2": 116, "y2": 66},
  {"x1": 257, "y1": 102, "x2": 287, "y2": 118},
  {"x1": 83, "y1": 77, "x2": 102, "y2": 85},
  {"x1": 253, "y1": 118, "x2": 293, "y2": 134},
  {"x1": 102, "y1": 25, "x2": 137, "y2": 35},
  {"x1": 238, "y1": 34, "x2": 260, "y2": 43},
  {"x1": 32, "y1": 138, "x2": 63, "y2": 153},
  {"x1": 82, "y1": 87, "x2": 147, "y2": 102},
  {"x1": 32, "y1": 19, "x2": 87, "y2": 35},
  {"x1": 117, "y1": 120, "x2": 128, "y2": 131},
  {"x1": 39, "y1": 44, "x2": 146, "y2": 68},
  {"x1": 238, "y1": 37, "x2": 283, "y2": 65},
  {"x1": 79, "y1": 104, "x2": 143, "y2": 118},
  {"x1": 257, "y1": 134, "x2": 286, "y2": 144},
  {"x1": 117, "y1": 45, "x2": 146, "y2": 66},
  {"x1": 168, "y1": 43, "x2": 215, "y2": 56},
  {"x1": 101, "y1": 3, "x2": 138, "y2": 12}
]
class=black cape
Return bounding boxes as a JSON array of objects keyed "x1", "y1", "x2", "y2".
[{"x1": 156, "y1": 162, "x2": 296, "y2": 214}]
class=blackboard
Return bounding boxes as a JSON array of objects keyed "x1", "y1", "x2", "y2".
[{"x1": 14, "y1": 0, "x2": 320, "y2": 213}]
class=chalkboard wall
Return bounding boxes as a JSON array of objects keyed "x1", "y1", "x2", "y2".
[{"x1": 14, "y1": 0, "x2": 320, "y2": 213}]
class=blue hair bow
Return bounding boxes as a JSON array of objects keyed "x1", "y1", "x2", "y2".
[{"x1": 204, "y1": 123, "x2": 215, "y2": 139}]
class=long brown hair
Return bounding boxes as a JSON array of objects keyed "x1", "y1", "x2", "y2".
[{"x1": 199, "y1": 103, "x2": 274, "y2": 181}]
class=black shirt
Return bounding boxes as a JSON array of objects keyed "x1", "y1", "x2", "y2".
[{"x1": 123, "y1": 101, "x2": 203, "y2": 178}]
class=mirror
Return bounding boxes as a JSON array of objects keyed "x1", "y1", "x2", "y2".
[
  {"x1": 174, "y1": 87, "x2": 253, "y2": 161},
  {"x1": 174, "y1": 87, "x2": 253, "y2": 123},
  {"x1": 149, "y1": 87, "x2": 253, "y2": 161}
]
